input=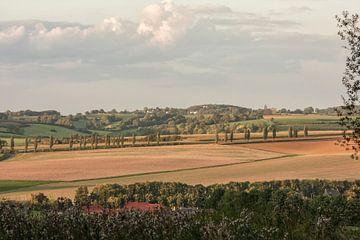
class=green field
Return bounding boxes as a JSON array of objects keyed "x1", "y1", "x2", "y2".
[
  {"x1": 0, "y1": 180, "x2": 56, "y2": 193},
  {"x1": 0, "y1": 122, "x2": 87, "y2": 139}
]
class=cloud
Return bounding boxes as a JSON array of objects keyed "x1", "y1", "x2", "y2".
[{"x1": 0, "y1": 0, "x2": 342, "y2": 111}]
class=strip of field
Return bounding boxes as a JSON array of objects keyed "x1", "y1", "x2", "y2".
[
  {"x1": 242, "y1": 139, "x2": 348, "y2": 155},
  {"x1": 1, "y1": 153, "x2": 358, "y2": 201},
  {"x1": 0, "y1": 140, "x2": 355, "y2": 201},
  {"x1": 0, "y1": 180, "x2": 56, "y2": 192},
  {"x1": 0, "y1": 144, "x2": 283, "y2": 181}
]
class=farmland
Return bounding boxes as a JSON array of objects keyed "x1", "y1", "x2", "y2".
[{"x1": 0, "y1": 138, "x2": 356, "y2": 201}]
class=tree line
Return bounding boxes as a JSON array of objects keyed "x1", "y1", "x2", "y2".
[{"x1": 0, "y1": 179, "x2": 359, "y2": 239}]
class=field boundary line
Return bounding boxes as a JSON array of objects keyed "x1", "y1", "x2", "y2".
[{"x1": 0, "y1": 154, "x2": 299, "y2": 195}]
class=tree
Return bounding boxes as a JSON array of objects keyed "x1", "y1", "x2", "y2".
[
  {"x1": 49, "y1": 136, "x2": 54, "y2": 150},
  {"x1": 336, "y1": 11, "x2": 360, "y2": 159},
  {"x1": 247, "y1": 129, "x2": 251, "y2": 141},
  {"x1": 91, "y1": 134, "x2": 95, "y2": 149},
  {"x1": 75, "y1": 186, "x2": 90, "y2": 206},
  {"x1": 121, "y1": 135, "x2": 125, "y2": 148},
  {"x1": 294, "y1": 129, "x2": 298, "y2": 138},
  {"x1": 303, "y1": 107, "x2": 314, "y2": 115},
  {"x1": 116, "y1": 136, "x2": 121, "y2": 148},
  {"x1": 83, "y1": 136, "x2": 87, "y2": 149},
  {"x1": 34, "y1": 138, "x2": 38, "y2": 152},
  {"x1": 304, "y1": 126, "x2": 309, "y2": 137},
  {"x1": 69, "y1": 136, "x2": 73, "y2": 151},
  {"x1": 272, "y1": 126, "x2": 277, "y2": 140},
  {"x1": 132, "y1": 134, "x2": 136, "y2": 146},
  {"x1": 24, "y1": 137, "x2": 29, "y2": 152},
  {"x1": 105, "y1": 135, "x2": 111, "y2": 148},
  {"x1": 263, "y1": 127, "x2": 268, "y2": 141},
  {"x1": 95, "y1": 135, "x2": 99, "y2": 149},
  {"x1": 157, "y1": 132, "x2": 161, "y2": 145},
  {"x1": 10, "y1": 136, "x2": 15, "y2": 153},
  {"x1": 288, "y1": 126, "x2": 293, "y2": 138}
]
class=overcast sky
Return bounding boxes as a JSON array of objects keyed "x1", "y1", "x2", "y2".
[{"x1": 0, "y1": 0, "x2": 359, "y2": 114}]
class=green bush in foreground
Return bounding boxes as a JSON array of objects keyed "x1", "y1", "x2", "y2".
[{"x1": 1, "y1": 180, "x2": 360, "y2": 239}]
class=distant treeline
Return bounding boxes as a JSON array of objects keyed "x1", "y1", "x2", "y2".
[
  {"x1": 0, "y1": 104, "x2": 340, "y2": 136},
  {"x1": 1, "y1": 180, "x2": 359, "y2": 239}
]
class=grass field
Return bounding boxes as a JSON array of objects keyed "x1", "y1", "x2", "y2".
[
  {"x1": 0, "y1": 122, "x2": 87, "y2": 140},
  {"x1": 0, "y1": 180, "x2": 56, "y2": 192},
  {"x1": 0, "y1": 138, "x2": 356, "y2": 201}
]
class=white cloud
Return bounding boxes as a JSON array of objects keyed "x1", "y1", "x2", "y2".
[
  {"x1": 0, "y1": 25, "x2": 25, "y2": 44},
  {"x1": 0, "y1": 1, "x2": 344, "y2": 112}
]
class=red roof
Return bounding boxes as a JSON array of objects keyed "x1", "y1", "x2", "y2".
[
  {"x1": 123, "y1": 202, "x2": 162, "y2": 212},
  {"x1": 81, "y1": 205, "x2": 105, "y2": 214}
]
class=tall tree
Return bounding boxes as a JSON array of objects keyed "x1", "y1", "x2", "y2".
[
  {"x1": 25, "y1": 137, "x2": 29, "y2": 152},
  {"x1": 132, "y1": 134, "x2": 136, "y2": 146},
  {"x1": 229, "y1": 131, "x2": 234, "y2": 142},
  {"x1": 263, "y1": 127, "x2": 268, "y2": 141},
  {"x1": 336, "y1": 12, "x2": 360, "y2": 159},
  {"x1": 288, "y1": 126, "x2": 293, "y2": 138},
  {"x1": 95, "y1": 135, "x2": 99, "y2": 149},
  {"x1": 34, "y1": 138, "x2": 38, "y2": 152},
  {"x1": 272, "y1": 126, "x2": 277, "y2": 140},
  {"x1": 121, "y1": 135, "x2": 125, "y2": 148},
  {"x1": 304, "y1": 126, "x2": 309, "y2": 137},
  {"x1": 91, "y1": 134, "x2": 95, "y2": 149},
  {"x1": 83, "y1": 136, "x2": 87, "y2": 149},
  {"x1": 69, "y1": 136, "x2": 73, "y2": 151},
  {"x1": 105, "y1": 135, "x2": 110, "y2": 148},
  {"x1": 10, "y1": 136, "x2": 15, "y2": 153},
  {"x1": 157, "y1": 132, "x2": 161, "y2": 145},
  {"x1": 116, "y1": 136, "x2": 120, "y2": 148},
  {"x1": 49, "y1": 136, "x2": 54, "y2": 150}
]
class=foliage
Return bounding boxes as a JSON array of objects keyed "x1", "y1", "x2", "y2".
[
  {"x1": 1, "y1": 180, "x2": 360, "y2": 239},
  {"x1": 336, "y1": 11, "x2": 360, "y2": 159}
]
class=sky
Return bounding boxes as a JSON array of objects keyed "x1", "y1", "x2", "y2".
[{"x1": 0, "y1": 0, "x2": 359, "y2": 114}]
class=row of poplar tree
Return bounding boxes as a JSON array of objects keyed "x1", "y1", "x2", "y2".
[
  {"x1": 3, "y1": 126, "x2": 309, "y2": 153},
  {"x1": 215, "y1": 125, "x2": 310, "y2": 143}
]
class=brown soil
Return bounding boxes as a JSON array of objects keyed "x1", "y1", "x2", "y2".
[
  {"x1": 243, "y1": 140, "x2": 347, "y2": 155},
  {"x1": 0, "y1": 144, "x2": 281, "y2": 181}
]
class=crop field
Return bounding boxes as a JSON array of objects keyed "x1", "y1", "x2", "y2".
[
  {"x1": 0, "y1": 138, "x2": 356, "y2": 201},
  {"x1": 0, "y1": 144, "x2": 284, "y2": 181}
]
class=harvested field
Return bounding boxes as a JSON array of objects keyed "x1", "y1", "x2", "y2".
[
  {"x1": 243, "y1": 139, "x2": 347, "y2": 155},
  {"x1": 2, "y1": 154, "x2": 358, "y2": 201},
  {"x1": 0, "y1": 144, "x2": 283, "y2": 181},
  {"x1": 1, "y1": 139, "x2": 357, "y2": 201}
]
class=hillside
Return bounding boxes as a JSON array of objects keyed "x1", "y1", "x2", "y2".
[{"x1": 0, "y1": 105, "x2": 342, "y2": 139}]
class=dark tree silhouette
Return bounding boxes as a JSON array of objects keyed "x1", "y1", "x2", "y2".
[
  {"x1": 10, "y1": 137, "x2": 15, "y2": 153},
  {"x1": 336, "y1": 11, "x2": 360, "y2": 159},
  {"x1": 49, "y1": 136, "x2": 54, "y2": 150},
  {"x1": 215, "y1": 130, "x2": 219, "y2": 144},
  {"x1": 263, "y1": 127, "x2": 268, "y2": 141},
  {"x1": 304, "y1": 126, "x2": 309, "y2": 137},
  {"x1": 272, "y1": 126, "x2": 277, "y2": 140},
  {"x1": 25, "y1": 137, "x2": 29, "y2": 152}
]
